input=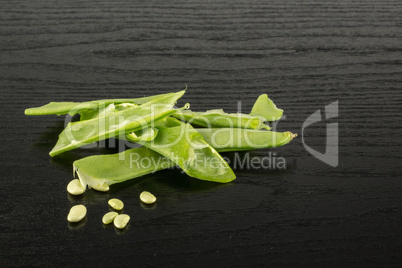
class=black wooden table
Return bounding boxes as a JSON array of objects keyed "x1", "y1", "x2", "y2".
[{"x1": 1, "y1": 0, "x2": 401, "y2": 266}]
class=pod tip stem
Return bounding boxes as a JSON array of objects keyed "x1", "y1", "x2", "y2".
[{"x1": 291, "y1": 133, "x2": 298, "y2": 139}]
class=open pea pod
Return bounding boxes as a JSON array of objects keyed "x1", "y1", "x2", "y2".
[
  {"x1": 129, "y1": 121, "x2": 236, "y2": 183},
  {"x1": 80, "y1": 105, "x2": 160, "y2": 142},
  {"x1": 24, "y1": 92, "x2": 173, "y2": 116},
  {"x1": 172, "y1": 109, "x2": 271, "y2": 130},
  {"x1": 49, "y1": 90, "x2": 187, "y2": 157}
]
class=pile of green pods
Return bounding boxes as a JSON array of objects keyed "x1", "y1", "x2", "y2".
[{"x1": 25, "y1": 90, "x2": 296, "y2": 187}]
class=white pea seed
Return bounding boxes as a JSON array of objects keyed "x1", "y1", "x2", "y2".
[
  {"x1": 92, "y1": 182, "x2": 110, "y2": 192},
  {"x1": 108, "y1": 198, "x2": 124, "y2": 210},
  {"x1": 102, "y1": 212, "x2": 118, "y2": 224},
  {"x1": 67, "y1": 179, "x2": 85, "y2": 195},
  {"x1": 114, "y1": 214, "x2": 130, "y2": 229},
  {"x1": 140, "y1": 191, "x2": 156, "y2": 204},
  {"x1": 67, "y1": 204, "x2": 87, "y2": 223}
]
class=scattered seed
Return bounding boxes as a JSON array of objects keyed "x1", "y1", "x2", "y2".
[
  {"x1": 114, "y1": 214, "x2": 130, "y2": 229},
  {"x1": 102, "y1": 212, "x2": 118, "y2": 224},
  {"x1": 67, "y1": 179, "x2": 85, "y2": 195},
  {"x1": 140, "y1": 191, "x2": 156, "y2": 204},
  {"x1": 92, "y1": 182, "x2": 109, "y2": 192},
  {"x1": 108, "y1": 198, "x2": 124, "y2": 210},
  {"x1": 67, "y1": 204, "x2": 87, "y2": 222}
]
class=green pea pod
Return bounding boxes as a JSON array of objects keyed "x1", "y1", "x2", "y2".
[
  {"x1": 195, "y1": 128, "x2": 296, "y2": 152},
  {"x1": 129, "y1": 121, "x2": 236, "y2": 183},
  {"x1": 250, "y1": 94, "x2": 283, "y2": 121},
  {"x1": 49, "y1": 90, "x2": 187, "y2": 157},
  {"x1": 83, "y1": 107, "x2": 159, "y2": 142},
  {"x1": 24, "y1": 92, "x2": 173, "y2": 116},
  {"x1": 172, "y1": 109, "x2": 271, "y2": 130},
  {"x1": 73, "y1": 146, "x2": 175, "y2": 187},
  {"x1": 25, "y1": 102, "x2": 78, "y2": 116}
]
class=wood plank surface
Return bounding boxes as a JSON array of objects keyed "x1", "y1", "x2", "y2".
[{"x1": 0, "y1": 0, "x2": 401, "y2": 266}]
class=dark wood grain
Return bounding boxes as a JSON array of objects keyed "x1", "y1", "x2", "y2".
[{"x1": 1, "y1": 0, "x2": 401, "y2": 266}]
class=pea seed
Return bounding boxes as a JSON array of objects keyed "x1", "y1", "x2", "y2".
[
  {"x1": 108, "y1": 198, "x2": 124, "y2": 210},
  {"x1": 67, "y1": 204, "x2": 87, "y2": 222},
  {"x1": 102, "y1": 212, "x2": 118, "y2": 224},
  {"x1": 92, "y1": 182, "x2": 109, "y2": 192},
  {"x1": 140, "y1": 191, "x2": 156, "y2": 204},
  {"x1": 67, "y1": 179, "x2": 85, "y2": 195},
  {"x1": 114, "y1": 214, "x2": 130, "y2": 229}
]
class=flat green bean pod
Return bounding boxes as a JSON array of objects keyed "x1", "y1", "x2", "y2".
[
  {"x1": 73, "y1": 146, "x2": 175, "y2": 188},
  {"x1": 172, "y1": 109, "x2": 270, "y2": 130},
  {"x1": 24, "y1": 92, "x2": 174, "y2": 116},
  {"x1": 195, "y1": 128, "x2": 296, "y2": 152},
  {"x1": 49, "y1": 90, "x2": 187, "y2": 156}
]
